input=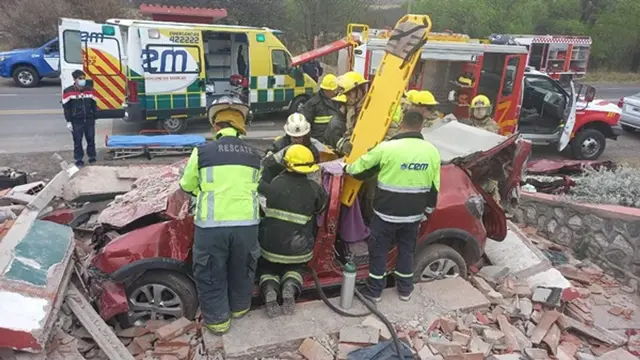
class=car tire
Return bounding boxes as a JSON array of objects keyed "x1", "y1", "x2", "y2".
[
  {"x1": 622, "y1": 125, "x2": 636, "y2": 133},
  {"x1": 289, "y1": 96, "x2": 308, "y2": 114},
  {"x1": 12, "y1": 66, "x2": 39, "y2": 88},
  {"x1": 412, "y1": 244, "x2": 468, "y2": 283},
  {"x1": 117, "y1": 271, "x2": 198, "y2": 328},
  {"x1": 157, "y1": 118, "x2": 188, "y2": 134},
  {"x1": 570, "y1": 128, "x2": 606, "y2": 160}
]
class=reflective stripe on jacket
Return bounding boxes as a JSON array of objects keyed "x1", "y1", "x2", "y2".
[
  {"x1": 258, "y1": 171, "x2": 329, "y2": 264},
  {"x1": 261, "y1": 136, "x2": 322, "y2": 184},
  {"x1": 179, "y1": 127, "x2": 262, "y2": 228},
  {"x1": 301, "y1": 91, "x2": 341, "y2": 142},
  {"x1": 345, "y1": 131, "x2": 441, "y2": 223}
]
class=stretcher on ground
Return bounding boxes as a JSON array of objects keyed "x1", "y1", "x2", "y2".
[{"x1": 104, "y1": 130, "x2": 206, "y2": 160}]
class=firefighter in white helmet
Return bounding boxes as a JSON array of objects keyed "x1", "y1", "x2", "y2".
[{"x1": 262, "y1": 113, "x2": 325, "y2": 183}]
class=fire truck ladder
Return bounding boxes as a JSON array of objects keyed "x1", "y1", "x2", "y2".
[
  {"x1": 290, "y1": 24, "x2": 370, "y2": 67},
  {"x1": 340, "y1": 14, "x2": 432, "y2": 206}
]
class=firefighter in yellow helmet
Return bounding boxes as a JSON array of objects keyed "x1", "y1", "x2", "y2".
[
  {"x1": 180, "y1": 96, "x2": 261, "y2": 335},
  {"x1": 301, "y1": 74, "x2": 342, "y2": 142},
  {"x1": 335, "y1": 71, "x2": 369, "y2": 155},
  {"x1": 467, "y1": 95, "x2": 500, "y2": 134},
  {"x1": 257, "y1": 144, "x2": 328, "y2": 318},
  {"x1": 324, "y1": 95, "x2": 348, "y2": 149},
  {"x1": 389, "y1": 90, "x2": 441, "y2": 138}
]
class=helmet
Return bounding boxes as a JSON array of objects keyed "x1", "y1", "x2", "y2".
[
  {"x1": 337, "y1": 71, "x2": 368, "y2": 93},
  {"x1": 284, "y1": 113, "x2": 310, "y2": 137},
  {"x1": 208, "y1": 96, "x2": 250, "y2": 135},
  {"x1": 332, "y1": 94, "x2": 347, "y2": 103},
  {"x1": 408, "y1": 90, "x2": 439, "y2": 106},
  {"x1": 320, "y1": 74, "x2": 338, "y2": 91},
  {"x1": 469, "y1": 95, "x2": 491, "y2": 109},
  {"x1": 283, "y1": 144, "x2": 319, "y2": 174}
]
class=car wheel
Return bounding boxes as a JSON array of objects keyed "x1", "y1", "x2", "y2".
[
  {"x1": 289, "y1": 96, "x2": 308, "y2": 114},
  {"x1": 622, "y1": 125, "x2": 636, "y2": 133},
  {"x1": 12, "y1": 66, "x2": 39, "y2": 88},
  {"x1": 570, "y1": 128, "x2": 606, "y2": 160},
  {"x1": 157, "y1": 118, "x2": 188, "y2": 134},
  {"x1": 118, "y1": 271, "x2": 198, "y2": 328},
  {"x1": 413, "y1": 244, "x2": 468, "y2": 282}
]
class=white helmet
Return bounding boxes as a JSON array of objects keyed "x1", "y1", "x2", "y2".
[{"x1": 284, "y1": 113, "x2": 310, "y2": 137}]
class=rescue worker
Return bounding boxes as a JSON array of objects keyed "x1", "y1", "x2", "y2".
[
  {"x1": 392, "y1": 90, "x2": 442, "y2": 130},
  {"x1": 335, "y1": 71, "x2": 369, "y2": 155},
  {"x1": 466, "y1": 95, "x2": 500, "y2": 134},
  {"x1": 262, "y1": 113, "x2": 322, "y2": 183},
  {"x1": 301, "y1": 74, "x2": 340, "y2": 141},
  {"x1": 258, "y1": 144, "x2": 328, "y2": 317},
  {"x1": 344, "y1": 111, "x2": 441, "y2": 302},
  {"x1": 323, "y1": 94, "x2": 348, "y2": 150},
  {"x1": 62, "y1": 70, "x2": 98, "y2": 167},
  {"x1": 179, "y1": 96, "x2": 261, "y2": 335}
]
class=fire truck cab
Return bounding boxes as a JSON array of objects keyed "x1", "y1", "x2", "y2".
[{"x1": 342, "y1": 31, "x2": 621, "y2": 160}]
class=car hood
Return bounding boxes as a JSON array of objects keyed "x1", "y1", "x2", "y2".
[
  {"x1": 0, "y1": 48, "x2": 36, "y2": 58},
  {"x1": 579, "y1": 98, "x2": 621, "y2": 114},
  {"x1": 422, "y1": 120, "x2": 518, "y2": 166}
]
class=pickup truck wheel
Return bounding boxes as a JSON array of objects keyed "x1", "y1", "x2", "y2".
[
  {"x1": 117, "y1": 271, "x2": 198, "y2": 328},
  {"x1": 12, "y1": 66, "x2": 39, "y2": 88},
  {"x1": 413, "y1": 244, "x2": 467, "y2": 283},
  {"x1": 570, "y1": 128, "x2": 606, "y2": 160},
  {"x1": 157, "y1": 118, "x2": 188, "y2": 134}
]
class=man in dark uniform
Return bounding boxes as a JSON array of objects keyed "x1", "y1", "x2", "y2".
[
  {"x1": 62, "y1": 70, "x2": 97, "y2": 167},
  {"x1": 301, "y1": 74, "x2": 340, "y2": 141}
]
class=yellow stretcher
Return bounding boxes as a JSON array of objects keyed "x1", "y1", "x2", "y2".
[{"x1": 340, "y1": 14, "x2": 433, "y2": 206}]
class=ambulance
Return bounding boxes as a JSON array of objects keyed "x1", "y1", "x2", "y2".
[{"x1": 58, "y1": 18, "x2": 318, "y2": 133}]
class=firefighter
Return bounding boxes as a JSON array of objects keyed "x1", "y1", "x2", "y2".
[
  {"x1": 323, "y1": 94, "x2": 348, "y2": 150},
  {"x1": 262, "y1": 113, "x2": 323, "y2": 183},
  {"x1": 335, "y1": 71, "x2": 369, "y2": 155},
  {"x1": 344, "y1": 111, "x2": 441, "y2": 302},
  {"x1": 258, "y1": 144, "x2": 329, "y2": 317},
  {"x1": 392, "y1": 90, "x2": 441, "y2": 130},
  {"x1": 62, "y1": 70, "x2": 98, "y2": 167},
  {"x1": 301, "y1": 74, "x2": 340, "y2": 140},
  {"x1": 179, "y1": 96, "x2": 261, "y2": 335},
  {"x1": 467, "y1": 95, "x2": 500, "y2": 134}
]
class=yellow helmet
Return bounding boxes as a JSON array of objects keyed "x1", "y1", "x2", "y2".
[
  {"x1": 320, "y1": 74, "x2": 338, "y2": 91},
  {"x1": 283, "y1": 144, "x2": 319, "y2": 174},
  {"x1": 470, "y1": 95, "x2": 491, "y2": 109},
  {"x1": 337, "y1": 71, "x2": 368, "y2": 93},
  {"x1": 407, "y1": 90, "x2": 439, "y2": 106},
  {"x1": 332, "y1": 94, "x2": 347, "y2": 103}
]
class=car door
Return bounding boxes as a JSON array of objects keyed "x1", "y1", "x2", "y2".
[
  {"x1": 41, "y1": 38, "x2": 60, "y2": 75},
  {"x1": 495, "y1": 54, "x2": 526, "y2": 135},
  {"x1": 269, "y1": 48, "x2": 295, "y2": 110}
]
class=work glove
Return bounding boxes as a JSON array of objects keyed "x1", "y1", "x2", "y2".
[{"x1": 66, "y1": 122, "x2": 73, "y2": 132}]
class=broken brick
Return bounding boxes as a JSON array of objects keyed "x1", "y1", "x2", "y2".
[
  {"x1": 542, "y1": 324, "x2": 561, "y2": 356},
  {"x1": 156, "y1": 334, "x2": 191, "y2": 347},
  {"x1": 562, "y1": 287, "x2": 581, "y2": 302},
  {"x1": 427, "y1": 339, "x2": 463, "y2": 355},
  {"x1": 481, "y1": 328, "x2": 504, "y2": 344},
  {"x1": 145, "y1": 319, "x2": 172, "y2": 331},
  {"x1": 608, "y1": 306, "x2": 624, "y2": 316},
  {"x1": 155, "y1": 317, "x2": 194, "y2": 341},
  {"x1": 558, "y1": 265, "x2": 592, "y2": 284},
  {"x1": 117, "y1": 326, "x2": 150, "y2": 338},
  {"x1": 337, "y1": 343, "x2": 363, "y2": 360},
  {"x1": 299, "y1": 338, "x2": 334, "y2": 360},
  {"x1": 152, "y1": 344, "x2": 190, "y2": 360},
  {"x1": 439, "y1": 316, "x2": 457, "y2": 335},
  {"x1": 339, "y1": 326, "x2": 379, "y2": 345},
  {"x1": 557, "y1": 341, "x2": 578, "y2": 359},
  {"x1": 475, "y1": 311, "x2": 491, "y2": 325},
  {"x1": 442, "y1": 353, "x2": 483, "y2": 360},
  {"x1": 523, "y1": 348, "x2": 548, "y2": 359},
  {"x1": 127, "y1": 340, "x2": 144, "y2": 356},
  {"x1": 530, "y1": 310, "x2": 561, "y2": 344},
  {"x1": 496, "y1": 315, "x2": 519, "y2": 352},
  {"x1": 361, "y1": 315, "x2": 391, "y2": 340},
  {"x1": 470, "y1": 277, "x2": 494, "y2": 295},
  {"x1": 159, "y1": 356, "x2": 180, "y2": 360},
  {"x1": 133, "y1": 333, "x2": 155, "y2": 352},
  {"x1": 417, "y1": 345, "x2": 435, "y2": 360},
  {"x1": 451, "y1": 331, "x2": 470, "y2": 346},
  {"x1": 487, "y1": 291, "x2": 503, "y2": 305}
]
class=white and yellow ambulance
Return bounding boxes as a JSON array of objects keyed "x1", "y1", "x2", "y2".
[{"x1": 59, "y1": 18, "x2": 318, "y2": 132}]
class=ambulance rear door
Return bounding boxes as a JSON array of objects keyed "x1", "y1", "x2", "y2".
[{"x1": 59, "y1": 18, "x2": 126, "y2": 117}]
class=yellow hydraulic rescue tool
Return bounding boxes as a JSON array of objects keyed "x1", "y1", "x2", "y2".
[{"x1": 340, "y1": 14, "x2": 433, "y2": 206}]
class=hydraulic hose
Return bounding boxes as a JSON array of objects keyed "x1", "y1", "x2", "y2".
[{"x1": 310, "y1": 268, "x2": 404, "y2": 360}]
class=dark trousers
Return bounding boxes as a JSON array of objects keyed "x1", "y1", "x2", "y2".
[
  {"x1": 71, "y1": 119, "x2": 96, "y2": 165},
  {"x1": 367, "y1": 214, "x2": 420, "y2": 297},
  {"x1": 257, "y1": 257, "x2": 305, "y2": 295},
  {"x1": 192, "y1": 225, "x2": 260, "y2": 326}
]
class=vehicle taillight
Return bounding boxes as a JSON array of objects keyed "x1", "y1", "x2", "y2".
[
  {"x1": 618, "y1": 97, "x2": 624, "y2": 108},
  {"x1": 127, "y1": 80, "x2": 138, "y2": 103}
]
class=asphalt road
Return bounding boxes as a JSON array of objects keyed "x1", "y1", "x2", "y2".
[{"x1": 0, "y1": 78, "x2": 639, "y2": 159}]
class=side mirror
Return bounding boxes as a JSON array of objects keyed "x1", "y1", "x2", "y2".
[{"x1": 585, "y1": 86, "x2": 596, "y2": 103}]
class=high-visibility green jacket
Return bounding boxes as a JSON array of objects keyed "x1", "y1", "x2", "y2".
[
  {"x1": 345, "y1": 131, "x2": 441, "y2": 223},
  {"x1": 179, "y1": 127, "x2": 262, "y2": 228}
]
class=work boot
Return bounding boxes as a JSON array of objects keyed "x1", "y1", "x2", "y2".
[
  {"x1": 281, "y1": 282, "x2": 296, "y2": 316},
  {"x1": 263, "y1": 283, "x2": 282, "y2": 319}
]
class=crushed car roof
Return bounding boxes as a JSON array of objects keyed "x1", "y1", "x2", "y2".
[{"x1": 422, "y1": 121, "x2": 509, "y2": 163}]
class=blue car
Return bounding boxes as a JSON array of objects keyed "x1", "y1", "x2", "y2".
[{"x1": 0, "y1": 38, "x2": 60, "y2": 88}]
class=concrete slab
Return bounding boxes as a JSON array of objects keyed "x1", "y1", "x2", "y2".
[
  {"x1": 62, "y1": 166, "x2": 161, "y2": 203},
  {"x1": 485, "y1": 223, "x2": 551, "y2": 279},
  {"x1": 218, "y1": 278, "x2": 489, "y2": 360}
]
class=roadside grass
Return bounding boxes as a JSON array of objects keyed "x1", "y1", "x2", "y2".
[{"x1": 583, "y1": 71, "x2": 640, "y2": 83}]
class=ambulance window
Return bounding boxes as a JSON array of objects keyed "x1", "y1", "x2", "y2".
[
  {"x1": 63, "y1": 30, "x2": 82, "y2": 64},
  {"x1": 501, "y1": 57, "x2": 519, "y2": 97},
  {"x1": 272, "y1": 50, "x2": 291, "y2": 75}
]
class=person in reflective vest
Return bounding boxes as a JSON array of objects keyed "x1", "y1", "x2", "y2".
[
  {"x1": 262, "y1": 113, "x2": 323, "y2": 183},
  {"x1": 344, "y1": 111, "x2": 441, "y2": 302},
  {"x1": 301, "y1": 74, "x2": 341, "y2": 141},
  {"x1": 323, "y1": 94, "x2": 348, "y2": 150},
  {"x1": 179, "y1": 96, "x2": 261, "y2": 335},
  {"x1": 257, "y1": 144, "x2": 329, "y2": 317}
]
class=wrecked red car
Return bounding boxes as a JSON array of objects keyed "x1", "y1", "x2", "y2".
[{"x1": 80, "y1": 121, "x2": 531, "y2": 327}]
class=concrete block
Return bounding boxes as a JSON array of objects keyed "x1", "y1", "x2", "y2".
[
  {"x1": 481, "y1": 328, "x2": 504, "y2": 344},
  {"x1": 62, "y1": 166, "x2": 139, "y2": 203},
  {"x1": 339, "y1": 326, "x2": 379, "y2": 345},
  {"x1": 361, "y1": 316, "x2": 391, "y2": 340},
  {"x1": 451, "y1": 331, "x2": 470, "y2": 346},
  {"x1": 470, "y1": 277, "x2": 494, "y2": 294},
  {"x1": 298, "y1": 338, "x2": 333, "y2": 360},
  {"x1": 221, "y1": 278, "x2": 488, "y2": 359},
  {"x1": 477, "y1": 266, "x2": 510, "y2": 287},
  {"x1": 484, "y1": 224, "x2": 551, "y2": 279}
]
